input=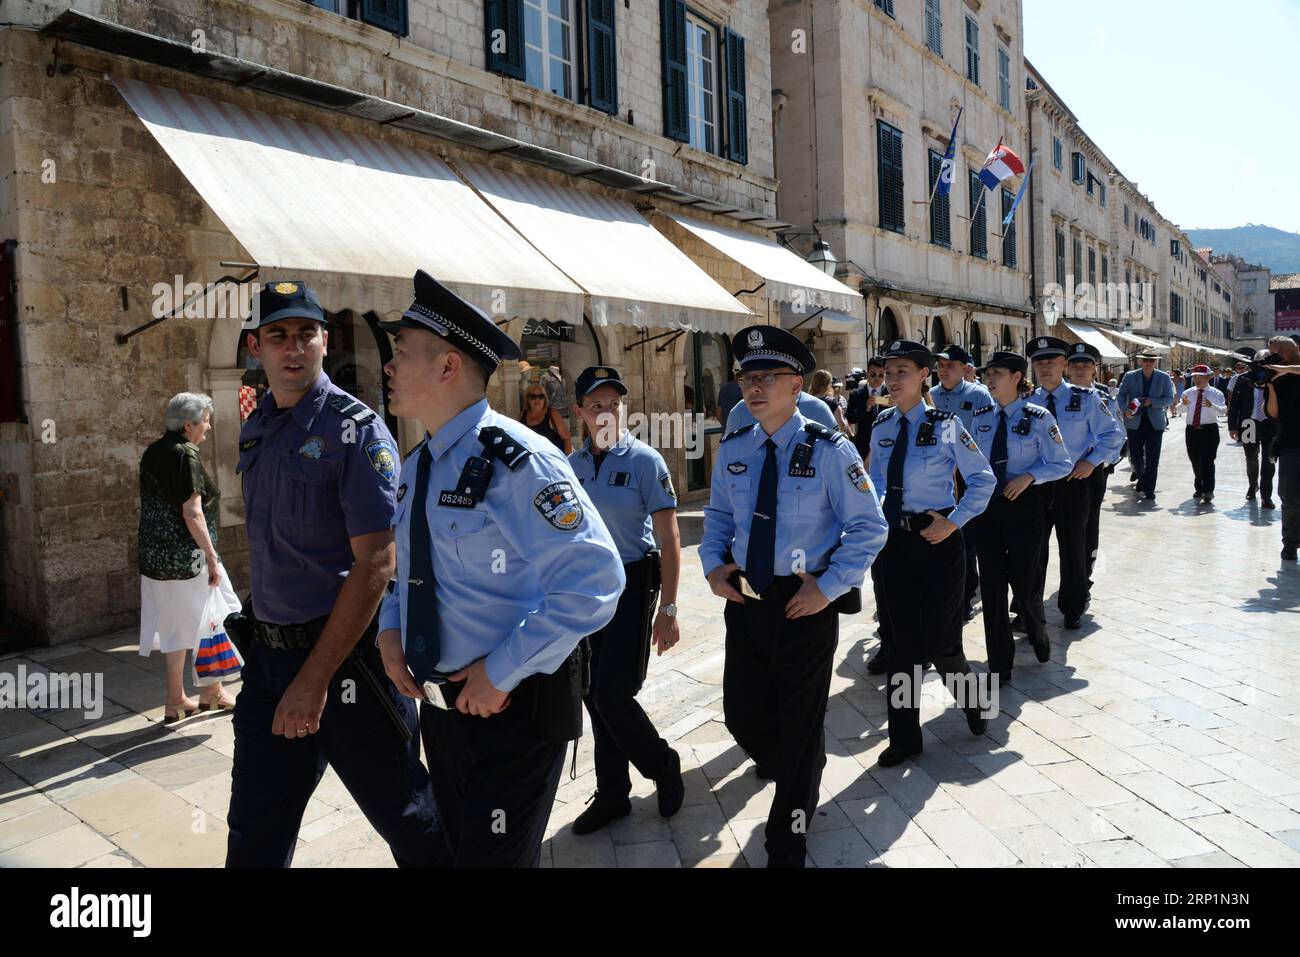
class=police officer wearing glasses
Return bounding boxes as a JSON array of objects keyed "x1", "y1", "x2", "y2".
[
  {"x1": 702, "y1": 326, "x2": 888, "y2": 868},
  {"x1": 227, "y1": 281, "x2": 444, "y2": 868},
  {"x1": 1029, "y1": 336, "x2": 1125, "y2": 630},
  {"x1": 967, "y1": 352, "x2": 1072, "y2": 685},
  {"x1": 376, "y1": 270, "x2": 623, "y2": 867},
  {"x1": 868, "y1": 340, "x2": 996, "y2": 768},
  {"x1": 567, "y1": 365, "x2": 686, "y2": 835}
]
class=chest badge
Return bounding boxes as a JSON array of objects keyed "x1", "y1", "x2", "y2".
[
  {"x1": 298, "y1": 436, "x2": 325, "y2": 460},
  {"x1": 727, "y1": 462, "x2": 748, "y2": 474}
]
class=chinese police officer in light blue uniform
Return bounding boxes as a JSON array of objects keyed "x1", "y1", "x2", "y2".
[
  {"x1": 967, "y1": 351, "x2": 1072, "y2": 685},
  {"x1": 566, "y1": 366, "x2": 685, "y2": 835},
  {"x1": 933, "y1": 344, "x2": 994, "y2": 621},
  {"x1": 1066, "y1": 342, "x2": 1121, "y2": 578},
  {"x1": 702, "y1": 326, "x2": 888, "y2": 868},
  {"x1": 868, "y1": 340, "x2": 996, "y2": 768},
  {"x1": 228, "y1": 280, "x2": 444, "y2": 868},
  {"x1": 376, "y1": 270, "x2": 623, "y2": 868},
  {"x1": 1029, "y1": 336, "x2": 1125, "y2": 630}
]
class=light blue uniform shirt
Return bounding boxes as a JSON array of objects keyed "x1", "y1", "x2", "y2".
[
  {"x1": 378, "y1": 399, "x2": 624, "y2": 692},
  {"x1": 569, "y1": 432, "x2": 677, "y2": 564},
  {"x1": 932, "y1": 379, "x2": 994, "y2": 431},
  {"x1": 1031, "y1": 381, "x2": 1125, "y2": 468},
  {"x1": 726, "y1": 390, "x2": 837, "y2": 432},
  {"x1": 700, "y1": 412, "x2": 888, "y2": 601},
  {"x1": 867, "y1": 403, "x2": 995, "y2": 528},
  {"x1": 969, "y1": 398, "x2": 1074, "y2": 485}
]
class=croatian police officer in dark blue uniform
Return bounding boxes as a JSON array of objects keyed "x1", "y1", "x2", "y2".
[
  {"x1": 1029, "y1": 336, "x2": 1124, "y2": 630},
  {"x1": 868, "y1": 340, "x2": 996, "y2": 767},
  {"x1": 227, "y1": 281, "x2": 444, "y2": 868},
  {"x1": 376, "y1": 271, "x2": 623, "y2": 867},
  {"x1": 566, "y1": 366, "x2": 686, "y2": 835},
  {"x1": 702, "y1": 326, "x2": 888, "y2": 867},
  {"x1": 967, "y1": 352, "x2": 1072, "y2": 684}
]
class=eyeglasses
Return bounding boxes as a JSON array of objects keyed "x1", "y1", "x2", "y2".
[
  {"x1": 526, "y1": 394, "x2": 545, "y2": 400},
  {"x1": 737, "y1": 372, "x2": 800, "y2": 389}
]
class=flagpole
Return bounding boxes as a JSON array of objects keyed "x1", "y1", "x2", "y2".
[
  {"x1": 912, "y1": 107, "x2": 963, "y2": 207},
  {"x1": 996, "y1": 156, "x2": 1035, "y2": 239}
]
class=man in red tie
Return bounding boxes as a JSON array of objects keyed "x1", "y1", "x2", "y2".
[{"x1": 1181, "y1": 365, "x2": 1228, "y2": 505}]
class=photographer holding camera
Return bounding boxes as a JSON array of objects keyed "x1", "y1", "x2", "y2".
[{"x1": 1262, "y1": 336, "x2": 1300, "y2": 561}]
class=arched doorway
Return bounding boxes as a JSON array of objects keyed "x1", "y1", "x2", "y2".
[
  {"x1": 879, "y1": 307, "x2": 900, "y2": 353},
  {"x1": 930, "y1": 315, "x2": 947, "y2": 349},
  {"x1": 970, "y1": 323, "x2": 984, "y2": 367},
  {"x1": 1002, "y1": 324, "x2": 1013, "y2": 348}
]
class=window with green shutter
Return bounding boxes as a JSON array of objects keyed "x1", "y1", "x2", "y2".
[
  {"x1": 965, "y1": 16, "x2": 980, "y2": 85},
  {"x1": 724, "y1": 29, "x2": 748, "y2": 164},
  {"x1": 1001, "y1": 187, "x2": 1016, "y2": 268},
  {"x1": 878, "y1": 121, "x2": 905, "y2": 234},
  {"x1": 928, "y1": 150, "x2": 950, "y2": 247},
  {"x1": 485, "y1": 0, "x2": 525, "y2": 80},
  {"x1": 587, "y1": 0, "x2": 618, "y2": 114},
  {"x1": 1056, "y1": 228, "x2": 1066, "y2": 286},
  {"x1": 969, "y1": 172, "x2": 987, "y2": 259},
  {"x1": 660, "y1": 0, "x2": 690, "y2": 142},
  {"x1": 360, "y1": 0, "x2": 409, "y2": 36},
  {"x1": 925, "y1": 0, "x2": 942, "y2": 55}
]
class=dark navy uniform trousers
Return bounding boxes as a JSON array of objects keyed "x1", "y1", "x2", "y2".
[
  {"x1": 226, "y1": 639, "x2": 446, "y2": 868},
  {"x1": 969, "y1": 486, "x2": 1047, "y2": 675},
  {"x1": 1036, "y1": 476, "x2": 1093, "y2": 620}
]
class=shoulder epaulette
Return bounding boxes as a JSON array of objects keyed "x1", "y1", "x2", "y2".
[
  {"x1": 803, "y1": 421, "x2": 844, "y2": 444},
  {"x1": 972, "y1": 405, "x2": 995, "y2": 418},
  {"x1": 925, "y1": 408, "x2": 957, "y2": 421},
  {"x1": 1023, "y1": 404, "x2": 1049, "y2": 418},
  {"x1": 327, "y1": 392, "x2": 376, "y2": 425},
  {"x1": 477, "y1": 426, "x2": 532, "y2": 471},
  {"x1": 875, "y1": 407, "x2": 898, "y2": 424},
  {"x1": 722, "y1": 425, "x2": 754, "y2": 443}
]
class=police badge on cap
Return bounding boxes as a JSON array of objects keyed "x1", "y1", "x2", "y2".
[
  {"x1": 732, "y1": 325, "x2": 816, "y2": 374},
  {"x1": 1028, "y1": 336, "x2": 1069, "y2": 360}
]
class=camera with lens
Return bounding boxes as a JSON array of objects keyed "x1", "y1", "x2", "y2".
[{"x1": 1247, "y1": 353, "x2": 1282, "y2": 389}]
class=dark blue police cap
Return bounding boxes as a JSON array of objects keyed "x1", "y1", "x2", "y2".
[
  {"x1": 575, "y1": 366, "x2": 628, "y2": 399},
  {"x1": 1067, "y1": 342, "x2": 1102, "y2": 364},
  {"x1": 254, "y1": 280, "x2": 326, "y2": 329},
  {"x1": 380, "y1": 270, "x2": 521, "y2": 375},
  {"x1": 881, "y1": 339, "x2": 935, "y2": 368},
  {"x1": 1028, "y1": 336, "x2": 1070, "y2": 360},
  {"x1": 979, "y1": 351, "x2": 1029, "y2": 376},
  {"x1": 934, "y1": 344, "x2": 973, "y2": 365},
  {"x1": 732, "y1": 325, "x2": 816, "y2": 374}
]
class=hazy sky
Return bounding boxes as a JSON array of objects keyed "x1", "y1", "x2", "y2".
[{"x1": 1024, "y1": 0, "x2": 1300, "y2": 234}]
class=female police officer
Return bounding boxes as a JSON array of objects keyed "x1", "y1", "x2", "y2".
[
  {"x1": 868, "y1": 340, "x2": 996, "y2": 767},
  {"x1": 566, "y1": 366, "x2": 686, "y2": 834},
  {"x1": 966, "y1": 352, "x2": 1072, "y2": 686}
]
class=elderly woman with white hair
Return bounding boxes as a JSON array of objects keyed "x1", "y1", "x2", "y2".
[{"x1": 138, "y1": 392, "x2": 241, "y2": 722}]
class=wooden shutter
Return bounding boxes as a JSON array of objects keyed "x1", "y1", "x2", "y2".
[
  {"x1": 361, "y1": 0, "x2": 409, "y2": 36},
  {"x1": 1001, "y1": 188, "x2": 1016, "y2": 268},
  {"x1": 969, "y1": 172, "x2": 987, "y2": 258},
  {"x1": 724, "y1": 29, "x2": 748, "y2": 163},
  {"x1": 660, "y1": 0, "x2": 689, "y2": 142},
  {"x1": 928, "y1": 150, "x2": 950, "y2": 247},
  {"x1": 587, "y1": 0, "x2": 618, "y2": 114},
  {"x1": 485, "y1": 0, "x2": 524, "y2": 80},
  {"x1": 878, "y1": 121, "x2": 905, "y2": 233}
]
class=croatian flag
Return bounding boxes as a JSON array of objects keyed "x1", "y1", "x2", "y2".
[
  {"x1": 936, "y1": 108, "x2": 963, "y2": 199},
  {"x1": 979, "y1": 143, "x2": 1026, "y2": 191}
]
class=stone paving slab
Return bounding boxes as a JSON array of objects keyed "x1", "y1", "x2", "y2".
[{"x1": 2, "y1": 420, "x2": 1299, "y2": 867}]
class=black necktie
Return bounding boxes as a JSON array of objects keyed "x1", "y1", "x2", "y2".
[
  {"x1": 884, "y1": 417, "x2": 908, "y2": 526},
  {"x1": 1047, "y1": 392, "x2": 1057, "y2": 419},
  {"x1": 992, "y1": 410, "x2": 1009, "y2": 494},
  {"x1": 406, "y1": 444, "x2": 439, "y2": 684},
  {"x1": 746, "y1": 439, "x2": 778, "y2": 593}
]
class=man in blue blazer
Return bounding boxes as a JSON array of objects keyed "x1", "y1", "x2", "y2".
[{"x1": 1116, "y1": 352, "x2": 1176, "y2": 500}]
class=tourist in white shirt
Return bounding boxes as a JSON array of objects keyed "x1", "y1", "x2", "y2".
[{"x1": 1181, "y1": 364, "x2": 1228, "y2": 504}]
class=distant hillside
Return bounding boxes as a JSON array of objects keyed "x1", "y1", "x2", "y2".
[{"x1": 1186, "y1": 224, "x2": 1300, "y2": 274}]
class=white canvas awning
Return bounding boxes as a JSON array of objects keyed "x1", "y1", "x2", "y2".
[
  {"x1": 1103, "y1": 328, "x2": 1171, "y2": 353},
  {"x1": 456, "y1": 161, "x2": 751, "y2": 334},
  {"x1": 1062, "y1": 320, "x2": 1127, "y2": 361},
  {"x1": 779, "y1": 303, "x2": 860, "y2": 335},
  {"x1": 667, "y1": 215, "x2": 861, "y2": 314},
  {"x1": 112, "y1": 77, "x2": 585, "y2": 321},
  {"x1": 1174, "y1": 339, "x2": 1234, "y2": 357}
]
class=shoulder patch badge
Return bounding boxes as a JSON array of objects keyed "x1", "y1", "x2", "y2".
[
  {"x1": 299, "y1": 436, "x2": 325, "y2": 460},
  {"x1": 1048, "y1": 424, "x2": 1065, "y2": 445},
  {"x1": 960, "y1": 429, "x2": 979, "y2": 452},
  {"x1": 366, "y1": 439, "x2": 397, "y2": 482},
  {"x1": 660, "y1": 473, "x2": 676, "y2": 501},
  {"x1": 534, "y1": 482, "x2": 584, "y2": 531},
  {"x1": 847, "y1": 461, "x2": 872, "y2": 493}
]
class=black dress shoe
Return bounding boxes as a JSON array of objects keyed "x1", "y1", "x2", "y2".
[
  {"x1": 1263, "y1": 499, "x2": 1276, "y2": 509},
  {"x1": 1010, "y1": 615, "x2": 1027, "y2": 634},
  {"x1": 997, "y1": 669, "x2": 1012, "y2": 685},
  {"x1": 1247, "y1": 490, "x2": 1257, "y2": 501},
  {"x1": 754, "y1": 765, "x2": 775, "y2": 781},
  {"x1": 1129, "y1": 472, "x2": 1140, "y2": 483},
  {"x1": 965, "y1": 709, "x2": 989, "y2": 735},
  {"x1": 963, "y1": 603, "x2": 976, "y2": 623},
  {"x1": 656, "y1": 749, "x2": 685, "y2": 819},
  {"x1": 877, "y1": 743, "x2": 922, "y2": 767},
  {"x1": 866, "y1": 648, "x2": 889, "y2": 674},
  {"x1": 1064, "y1": 616, "x2": 1083, "y2": 630},
  {"x1": 1143, "y1": 492, "x2": 1155, "y2": 501},
  {"x1": 1284, "y1": 546, "x2": 1299, "y2": 562},
  {"x1": 572, "y1": 792, "x2": 631, "y2": 835},
  {"x1": 1030, "y1": 632, "x2": 1051, "y2": 662}
]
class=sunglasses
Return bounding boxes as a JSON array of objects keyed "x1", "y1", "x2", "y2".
[{"x1": 526, "y1": 394, "x2": 545, "y2": 400}]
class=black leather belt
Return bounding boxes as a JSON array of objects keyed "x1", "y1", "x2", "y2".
[
  {"x1": 893, "y1": 507, "x2": 954, "y2": 532},
  {"x1": 252, "y1": 615, "x2": 329, "y2": 650}
]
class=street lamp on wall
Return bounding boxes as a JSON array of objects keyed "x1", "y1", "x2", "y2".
[
  {"x1": 806, "y1": 239, "x2": 838, "y2": 277},
  {"x1": 1044, "y1": 298, "x2": 1059, "y2": 328}
]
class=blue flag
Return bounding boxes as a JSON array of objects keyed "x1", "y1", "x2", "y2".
[
  {"x1": 1001, "y1": 156, "x2": 1035, "y2": 228},
  {"x1": 936, "y1": 108, "x2": 963, "y2": 199}
]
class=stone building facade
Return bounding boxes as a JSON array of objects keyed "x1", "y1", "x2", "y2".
[
  {"x1": 770, "y1": 0, "x2": 1034, "y2": 373},
  {"x1": 0, "y1": 0, "x2": 856, "y2": 643}
]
